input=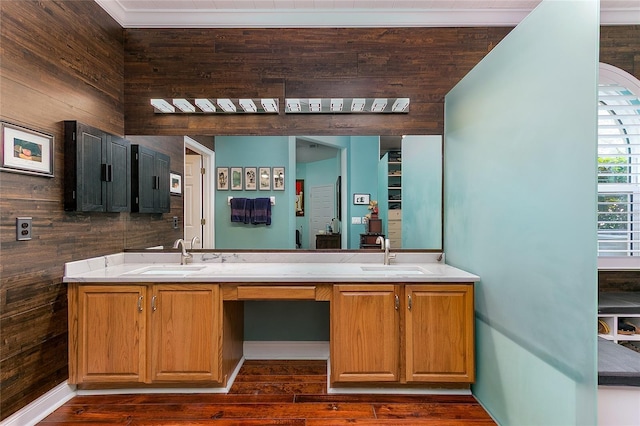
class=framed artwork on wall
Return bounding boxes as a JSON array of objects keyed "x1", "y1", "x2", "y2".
[
  {"x1": 259, "y1": 167, "x2": 271, "y2": 190},
  {"x1": 296, "y1": 179, "x2": 304, "y2": 216},
  {"x1": 170, "y1": 171, "x2": 182, "y2": 196},
  {"x1": 244, "y1": 167, "x2": 257, "y2": 190},
  {"x1": 353, "y1": 193, "x2": 370, "y2": 205},
  {"x1": 273, "y1": 167, "x2": 285, "y2": 191},
  {"x1": 231, "y1": 167, "x2": 243, "y2": 190},
  {"x1": 1, "y1": 121, "x2": 54, "y2": 177},
  {"x1": 217, "y1": 167, "x2": 229, "y2": 190}
]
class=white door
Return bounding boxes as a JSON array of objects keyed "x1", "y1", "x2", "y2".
[
  {"x1": 309, "y1": 185, "x2": 335, "y2": 249},
  {"x1": 184, "y1": 154, "x2": 202, "y2": 248}
]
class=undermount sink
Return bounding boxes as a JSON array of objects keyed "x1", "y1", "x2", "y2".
[
  {"x1": 360, "y1": 265, "x2": 430, "y2": 275},
  {"x1": 126, "y1": 265, "x2": 206, "y2": 276}
]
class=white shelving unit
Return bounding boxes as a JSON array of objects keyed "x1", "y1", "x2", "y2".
[
  {"x1": 598, "y1": 314, "x2": 640, "y2": 343},
  {"x1": 387, "y1": 150, "x2": 401, "y2": 248}
]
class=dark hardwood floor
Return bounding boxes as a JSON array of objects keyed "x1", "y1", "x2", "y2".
[{"x1": 40, "y1": 360, "x2": 495, "y2": 425}]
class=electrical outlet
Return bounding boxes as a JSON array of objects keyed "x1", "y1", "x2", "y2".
[
  {"x1": 172, "y1": 216, "x2": 179, "y2": 229},
  {"x1": 16, "y1": 217, "x2": 32, "y2": 241}
]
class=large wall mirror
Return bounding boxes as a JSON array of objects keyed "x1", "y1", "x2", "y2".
[{"x1": 186, "y1": 134, "x2": 442, "y2": 251}]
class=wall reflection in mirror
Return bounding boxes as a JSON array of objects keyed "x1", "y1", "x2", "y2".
[{"x1": 186, "y1": 135, "x2": 442, "y2": 251}]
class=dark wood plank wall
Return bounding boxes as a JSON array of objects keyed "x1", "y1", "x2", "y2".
[
  {"x1": 0, "y1": 0, "x2": 638, "y2": 419},
  {"x1": 124, "y1": 26, "x2": 640, "y2": 138},
  {"x1": 123, "y1": 27, "x2": 513, "y2": 136},
  {"x1": 0, "y1": 0, "x2": 183, "y2": 420}
]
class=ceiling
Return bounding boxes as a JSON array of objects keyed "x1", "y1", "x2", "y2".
[{"x1": 95, "y1": 0, "x2": 639, "y2": 28}]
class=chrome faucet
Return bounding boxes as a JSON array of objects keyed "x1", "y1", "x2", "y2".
[
  {"x1": 172, "y1": 238, "x2": 192, "y2": 265},
  {"x1": 375, "y1": 236, "x2": 396, "y2": 265},
  {"x1": 190, "y1": 235, "x2": 200, "y2": 249}
]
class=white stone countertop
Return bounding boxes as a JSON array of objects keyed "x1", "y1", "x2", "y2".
[{"x1": 63, "y1": 251, "x2": 480, "y2": 283}]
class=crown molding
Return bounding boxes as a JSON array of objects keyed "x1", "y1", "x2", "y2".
[{"x1": 95, "y1": 0, "x2": 639, "y2": 28}]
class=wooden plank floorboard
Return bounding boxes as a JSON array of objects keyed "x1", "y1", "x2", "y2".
[{"x1": 39, "y1": 360, "x2": 495, "y2": 425}]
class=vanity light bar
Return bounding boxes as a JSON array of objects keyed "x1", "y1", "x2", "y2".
[
  {"x1": 283, "y1": 98, "x2": 410, "y2": 114},
  {"x1": 150, "y1": 97, "x2": 409, "y2": 114},
  {"x1": 150, "y1": 98, "x2": 279, "y2": 114}
]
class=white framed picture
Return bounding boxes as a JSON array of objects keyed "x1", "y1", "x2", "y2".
[
  {"x1": 259, "y1": 167, "x2": 271, "y2": 190},
  {"x1": 273, "y1": 167, "x2": 285, "y2": 191},
  {"x1": 216, "y1": 167, "x2": 229, "y2": 190},
  {"x1": 231, "y1": 167, "x2": 243, "y2": 190},
  {"x1": 244, "y1": 167, "x2": 257, "y2": 190}
]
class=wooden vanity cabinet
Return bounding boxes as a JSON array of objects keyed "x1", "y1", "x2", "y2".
[
  {"x1": 405, "y1": 284, "x2": 475, "y2": 383},
  {"x1": 331, "y1": 283, "x2": 475, "y2": 385},
  {"x1": 70, "y1": 283, "x2": 223, "y2": 386},
  {"x1": 150, "y1": 284, "x2": 221, "y2": 382},
  {"x1": 330, "y1": 284, "x2": 401, "y2": 382},
  {"x1": 73, "y1": 285, "x2": 147, "y2": 383}
]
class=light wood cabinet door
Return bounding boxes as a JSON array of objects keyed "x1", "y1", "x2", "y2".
[
  {"x1": 331, "y1": 284, "x2": 400, "y2": 383},
  {"x1": 405, "y1": 284, "x2": 474, "y2": 383},
  {"x1": 150, "y1": 284, "x2": 221, "y2": 382},
  {"x1": 77, "y1": 285, "x2": 146, "y2": 383}
]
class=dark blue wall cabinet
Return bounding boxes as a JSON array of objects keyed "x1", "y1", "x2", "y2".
[
  {"x1": 131, "y1": 145, "x2": 170, "y2": 213},
  {"x1": 64, "y1": 121, "x2": 131, "y2": 212}
]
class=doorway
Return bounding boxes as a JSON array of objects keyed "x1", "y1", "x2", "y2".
[
  {"x1": 184, "y1": 136, "x2": 215, "y2": 248},
  {"x1": 309, "y1": 184, "x2": 335, "y2": 248}
]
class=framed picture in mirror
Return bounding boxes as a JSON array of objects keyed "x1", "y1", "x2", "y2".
[
  {"x1": 273, "y1": 167, "x2": 285, "y2": 191},
  {"x1": 259, "y1": 167, "x2": 271, "y2": 190},
  {"x1": 296, "y1": 179, "x2": 304, "y2": 216},
  {"x1": 217, "y1": 167, "x2": 229, "y2": 190},
  {"x1": 170, "y1": 171, "x2": 182, "y2": 196},
  {"x1": 244, "y1": 167, "x2": 257, "y2": 190},
  {"x1": 231, "y1": 167, "x2": 243, "y2": 190}
]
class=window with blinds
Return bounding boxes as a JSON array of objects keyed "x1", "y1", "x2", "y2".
[{"x1": 598, "y1": 85, "x2": 640, "y2": 256}]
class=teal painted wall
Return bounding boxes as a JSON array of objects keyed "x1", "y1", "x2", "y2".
[
  {"x1": 296, "y1": 156, "x2": 340, "y2": 249},
  {"x1": 444, "y1": 0, "x2": 599, "y2": 424},
  {"x1": 347, "y1": 136, "x2": 380, "y2": 248},
  {"x1": 215, "y1": 136, "x2": 293, "y2": 249},
  {"x1": 402, "y1": 135, "x2": 442, "y2": 249}
]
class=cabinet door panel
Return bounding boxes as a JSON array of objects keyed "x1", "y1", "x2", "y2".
[
  {"x1": 77, "y1": 285, "x2": 146, "y2": 383},
  {"x1": 106, "y1": 135, "x2": 131, "y2": 212},
  {"x1": 135, "y1": 146, "x2": 156, "y2": 213},
  {"x1": 405, "y1": 284, "x2": 474, "y2": 382},
  {"x1": 150, "y1": 284, "x2": 221, "y2": 382},
  {"x1": 155, "y1": 152, "x2": 171, "y2": 213},
  {"x1": 331, "y1": 285, "x2": 400, "y2": 383},
  {"x1": 78, "y1": 126, "x2": 105, "y2": 212}
]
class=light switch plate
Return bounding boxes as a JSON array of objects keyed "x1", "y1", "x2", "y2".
[
  {"x1": 16, "y1": 217, "x2": 32, "y2": 241},
  {"x1": 351, "y1": 216, "x2": 362, "y2": 225}
]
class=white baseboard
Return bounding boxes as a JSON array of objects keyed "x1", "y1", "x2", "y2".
[
  {"x1": 243, "y1": 341, "x2": 329, "y2": 359},
  {"x1": 0, "y1": 382, "x2": 76, "y2": 426},
  {"x1": 77, "y1": 361, "x2": 245, "y2": 396}
]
